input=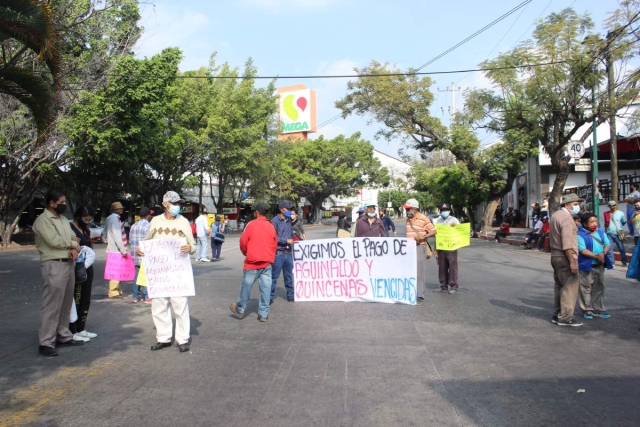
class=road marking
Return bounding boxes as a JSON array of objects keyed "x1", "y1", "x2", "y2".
[{"x1": 0, "y1": 361, "x2": 114, "y2": 427}]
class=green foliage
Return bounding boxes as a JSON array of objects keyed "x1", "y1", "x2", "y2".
[
  {"x1": 466, "y1": 7, "x2": 639, "y2": 211},
  {"x1": 263, "y1": 134, "x2": 389, "y2": 213}
]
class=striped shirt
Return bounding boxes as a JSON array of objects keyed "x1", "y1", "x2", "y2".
[
  {"x1": 128, "y1": 218, "x2": 149, "y2": 266},
  {"x1": 405, "y1": 212, "x2": 435, "y2": 245}
]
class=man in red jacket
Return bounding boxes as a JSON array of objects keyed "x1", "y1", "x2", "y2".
[{"x1": 230, "y1": 202, "x2": 277, "y2": 322}]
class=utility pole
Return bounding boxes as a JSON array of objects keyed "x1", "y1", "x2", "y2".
[
  {"x1": 592, "y1": 74, "x2": 600, "y2": 219},
  {"x1": 606, "y1": 30, "x2": 619, "y2": 202},
  {"x1": 438, "y1": 82, "x2": 461, "y2": 118}
]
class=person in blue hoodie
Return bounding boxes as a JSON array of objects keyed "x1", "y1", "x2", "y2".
[{"x1": 577, "y1": 212, "x2": 613, "y2": 320}]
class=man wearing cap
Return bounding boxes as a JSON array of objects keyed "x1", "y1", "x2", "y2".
[
  {"x1": 128, "y1": 207, "x2": 153, "y2": 303},
  {"x1": 104, "y1": 201, "x2": 128, "y2": 298},
  {"x1": 230, "y1": 203, "x2": 277, "y2": 322},
  {"x1": 403, "y1": 198, "x2": 437, "y2": 305},
  {"x1": 605, "y1": 200, "x2": 628, "y2": 267},
  {"x1": 270, "y1": 201, "x2": 295, "y2": 302},
  {"x1": 33, "y1": 189, "x2": 84, "y2": 357},
  {"x1": 549, "y1": 193, "x2": 583, "y2": 326},
  {"x1": 137, "y1": 191, "x2": 196, "y2": 352},
  {"x1": 354, "y1": 201, "x2": 388, "y2": 237},
  {"x1": 433, "y1": 203, "x2": 460, "y2": 294}
]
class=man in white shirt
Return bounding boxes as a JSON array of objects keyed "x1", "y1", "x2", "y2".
[
  {"x1": 195, "y1": 208, "x2": 211, "y2": 262},
  {"x1": 523, "y1": 216, "x2": 544, "y2": 249},
  {"x1": 433, "y1": 203, "x2": 460, "y2": 294}
]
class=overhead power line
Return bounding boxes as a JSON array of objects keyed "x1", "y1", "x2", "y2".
[
  {"x1": 415, "y1": 0, "x2": 532, "y2": 72},
  {"x1": 68, "y1": 60, "x2": 566, "y2": 82}
]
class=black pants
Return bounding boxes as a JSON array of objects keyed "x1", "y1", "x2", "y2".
[{"x1": 70, "y1": 265, "x2": 93, "y2": 333}]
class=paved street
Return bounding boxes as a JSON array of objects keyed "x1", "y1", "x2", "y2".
[{"x1": 1, "y1": 223, "x2": 640, "y2": 427}]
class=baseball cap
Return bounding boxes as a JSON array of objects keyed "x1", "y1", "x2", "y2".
[
  {"x1": 254, "y1": 202, "x2": 269, "y2": 215},
  {"x1": 403, "y1": 198, "x2": 419, "y2": 209},
  {"x1": 440, "y1": 203, "x2": 451, "y2": 210},
  {"x1": 363, "y1": 201, "x2": 377, "y2": 208},
  {"x1": 163, "y1": 191, "x2": 185, "y2": 204},
  {"x1": 357, "y1": 206, "x2": 365, "y2": 213},
  {"x1": 139, "y1": 207, "x2": 151, "y2": 217},
  {"x1": 278, "y1": 201, "x2": 291, "y2": 210},
  {"x1": 608, "y1": 200, "x2": 617, "y2": 207}
]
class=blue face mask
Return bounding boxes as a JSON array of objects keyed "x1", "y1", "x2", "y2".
[
  {"x1": 283, "y1": 210, "x2": 292, "y2": 218},
  {"x1": 571, "y1": 205, "x2": 581, "y2": 216},
  {"x1": 168, "y1": 205, "x2": 181, "y2": 217},
  {"x1": 441, "y1": 211, "x2": 450, "y2": 218},
  {"x1": 367, "y1": 212, "x2": 376, "y2": 218}
]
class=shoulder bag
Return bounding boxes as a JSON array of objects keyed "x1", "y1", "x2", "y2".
[
  {"x1": 212, "y1": 223, "x2": 226, "y2": 243},
  {"x1": 409, "y1": 221, "x2": 433, "y2": 259},
  {"x1": 612, "y1": 216, "x2": 626, "y2": 241}
]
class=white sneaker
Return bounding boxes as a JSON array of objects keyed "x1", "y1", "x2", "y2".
[
  {"x1": 78, "y1": 330, "x2": 97, "y2": 339},
  {"x1": 73, "y1": 333, "x2": 90, "y2": 342},
  {"x1": 200, "y1": 258, "x2": 210, "y2": 262},
  {"x1": 195, "y1": 258, "x2": 201, "y2": 262}
]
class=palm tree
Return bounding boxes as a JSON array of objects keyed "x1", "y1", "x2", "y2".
[{"x1": 0, "y1": 0, "x2": 61, "y2": 135}]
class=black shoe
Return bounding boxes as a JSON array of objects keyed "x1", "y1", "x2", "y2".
[
  {"x1": 287, "y1": 298, "x2": 294, "y2": 302},
  {"x1": 39, "y1": 346, "x2": 58, "y2": 357},
  {"x1": 56, "y1": 339, "x2": 84, "y2": 347},
  {"x1": 622, "y1": 263, "x2": 628, "y2": 267},
  {"x1": 269, "y1": 299, "x2": 274, "y2": 305},
  {"x1": 551, "y1": 315, "x2": 558, "y2": 324},
  {"x1": 150, "y1": 342, "x2": 172, "y2": 351},
  {"x1": 415, "y1": 297, "x2": 424, "y2": 306},
  {"x1": 178, "y1": 343, "x2": 190, "y2": 352},
  {"x1": 257, "y1": 316, "x2": 268, "y2": 322},
  {"x1": 556, "y1": 319, "x2": 583, "y2": 327}
]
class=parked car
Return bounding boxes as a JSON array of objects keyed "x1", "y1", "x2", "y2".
[{"x1": 88, "y1": 223, "x2": 105, "y2": 243}]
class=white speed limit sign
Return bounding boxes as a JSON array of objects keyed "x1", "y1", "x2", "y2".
[{"x1": 567, "y1": 141, "x2": 585, "y2": 159}]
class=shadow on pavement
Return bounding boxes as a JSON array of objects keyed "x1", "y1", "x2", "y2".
[{"x1": 435, "y1": 376, "x2": 640, "y2": 427}]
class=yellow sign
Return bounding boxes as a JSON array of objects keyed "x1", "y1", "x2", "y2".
[
  {"x1": 435, "y1": 223, "x2": 470, "y2": 251},
  {"x1": 136, "y1": 261, "x2": 147, "y2": 287}
]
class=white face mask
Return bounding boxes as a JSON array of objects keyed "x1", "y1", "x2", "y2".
[{"x1": 168, "y1": 205, "x2": 181, "y2": 217}]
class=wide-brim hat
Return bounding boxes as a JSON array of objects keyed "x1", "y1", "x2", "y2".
[
  {"x1": 111, "y1": 201, "x2": 124, "y2": 210},
  {"x1": 560, "y1": 193, "x2": 584, "y2": 205}
]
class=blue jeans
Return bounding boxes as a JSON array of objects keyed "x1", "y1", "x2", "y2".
[
  {"x1": 606, "y1": 232, "x2": 628, "y2": 265},
  {"x1": 196, "y1": 236, "x2": 208, "y2": 260},
  {"x1": 132, "y1": 266, "x2": 149, "y2": 300},
  {"x1": 271, "y1": 252, "x2": 294, "y2": 300},
  {"x1": 627, "y1": 210, "x2": 635, "y2": 237},
  {"x1": 211, "y1": 241, "x2": 222, "y2": 259},
  {"x1": 237, "y1": 266, "x2": 272, "y2": 318}
]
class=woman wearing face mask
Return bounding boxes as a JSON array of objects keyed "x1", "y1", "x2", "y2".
[
  {"x1": 69, "y1": 206, "x2": 98, "y2": 342},
  {"x1": 354, "y1": 201, "x2": 387, "y2": 237},
  {"x1": 577, "y1": 212, "x2": 612, "y2": 320},
  {"x1": 291, "y1": 210, "x2": 306, "y2": 241}
]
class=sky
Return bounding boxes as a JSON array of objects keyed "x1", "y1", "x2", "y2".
[{"x1": 134, "y1": 0, "x2": 621, "y2": 159}]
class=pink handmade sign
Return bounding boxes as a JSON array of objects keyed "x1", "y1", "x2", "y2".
[{"x1": 104, "y1": 251, "x2": 135, "y2": 281}]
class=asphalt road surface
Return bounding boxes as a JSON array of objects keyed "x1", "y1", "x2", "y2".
[{"x1": 1, "y1": 222, "x2": 639, "y2": 427}]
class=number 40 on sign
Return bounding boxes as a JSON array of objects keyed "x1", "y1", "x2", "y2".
[{"x1": 567, "y1": 141, "x2": 584, "y2": 159}]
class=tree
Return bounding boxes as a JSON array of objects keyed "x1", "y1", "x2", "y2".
[
  {"x1": 467, "y1": 8, "x2": 639, "y2": 213},
  {"x1": 268, "y1": 134, "x2": 390, "y2": 222},
  {"x1": 0, "y1": 0, "x2": 140, "y2": 245},
  {"x1": 336, "y1": 62, "x2": 535, "y2": 230},
  {"x1": 64, "y1": 48, "x2": 185, "y2": 208},
  {"x1": 200, "y1": 57, "x2": 277, "y2": 211}
]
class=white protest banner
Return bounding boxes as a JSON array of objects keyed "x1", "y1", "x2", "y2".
[
  {"x1": 140, "y1": 238, "x2": 195, "y2": 298},
  {"x1": 293, "y1": 237, "x2": 417, "y2": 305}
]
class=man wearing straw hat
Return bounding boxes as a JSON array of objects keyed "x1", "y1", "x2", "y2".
[
  {"x1": 104, "y1": 201, "x2": 128, "y2": 298},
  {"x1": 549, "y1": 193, "x2": 584, "y2": 327}
]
